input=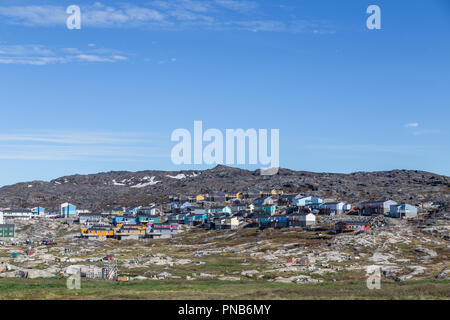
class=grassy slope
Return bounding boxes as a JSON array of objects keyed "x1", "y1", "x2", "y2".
[{"x1": 0, "y1": 278, "x2": 449, "y2": 300}]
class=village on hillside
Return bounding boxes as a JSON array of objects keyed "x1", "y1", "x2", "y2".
[
  {"x1": 0, "y1": 189, "x2": 434, "y2": 241},
  {"x1": 1, "y1": 188, "x2": 448, "y2": 289}
]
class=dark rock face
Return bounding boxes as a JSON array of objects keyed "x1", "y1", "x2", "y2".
[{"x1": 0, "y1": 165, "x2": 448, "y2": 211}]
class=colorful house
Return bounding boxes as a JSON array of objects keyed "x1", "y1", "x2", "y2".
[
  {"x1": 389, "y1": 204, "x2": 418, "y2": 219},
  {"x1": 136, "y1": 215, "x2": 160, "y2": 223},
  {"x1": 256, "y1": 204, "x2": 277, "y2": 214},
  {"x1": 196, "y1": 194, "x2": 207, "y2": 201},
  {"x1": 112, "y1": 215, "x2": 135, "y2": 225},
  {"x1": 335, "y1": 221, "x2": 370, "y2": 233},
  {"x1": 102, "y1": 207, "x2": 125, "y2": 215},
  {"x1": 236, "y1": 192, "x2": 244, "y2": 199},
  {"x1": 126, "y1": 207, "x2": 140, "y2": 215},
  {"x1": 31, "y1": 207, "x2": 45, "y2": 216},
  {"x1": 80, "y1": 226, "x2": 114, "y2": 238},
  {"x1": 251, "y1": 213, "x2": 272, "y2": 226},
  {"x1": 184, "y1": 213, "x2": 207, "y2": 226},
  {"x1": 206, "y1": 206, "x2": 232, "y2": 215},
  {"x1": 293, "y1": 196, "x2": 323, "y2": 207},
  {"x1": 147, "y1": 223, "x2": 181, "y2": 239},
  {"x1": 60, "y1": 203, "x2": 76, "y2": 217},
  {"x1": 268, "y1": 215, "x2": 289, "y2": 228}
]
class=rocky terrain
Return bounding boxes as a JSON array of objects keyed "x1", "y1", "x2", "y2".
[
  {"x1": 0, "y1": 165, "x2": 448, "y2": 211},
  {"x1": 0, "y1": 214, "x2": 449, "y2": 299}
]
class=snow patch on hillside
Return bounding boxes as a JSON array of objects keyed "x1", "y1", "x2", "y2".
[
  {"x1": 166, "y1": 174, "x2": 186, "y2": 180},
  {"x1": 131, "y1": 176, "x2": 160, "y2": 188},
  {"x1": 112, "y1": 179, "x2": 126, "y2": 186},
  {"x1": 166, "y1": 172, "x2": 199, "y2": 179}
]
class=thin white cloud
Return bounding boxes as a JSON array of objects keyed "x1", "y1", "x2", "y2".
[
  {"x1": 306, "y1": 144, "x2": 425, "y2": 153},
  {"x1": 0, "y1": 145, "x2": 166, "y2": 161},
  {"x1": 112, "y1": 55, "x2": 128, "y2": 61},
  {"x1": 0, "y1": 44, "x2": 129, "y2": 65},
  {"x1": 0, "y1": 131, "x2": 167, "y2": 161},
  {"x1": 213, "y1": 0, "x2": 258, "y2": 12},
  {"x1": 0, "y1": 1, "x2": 334, "y2": 33},
  {"x1": 0, "y1": 5, "x2": 66, "y2": 27},
  {"x1": 76, "y1": 54, "x2": 114, "y2": 62},
  {"x1": 412, "y1": 130, "x2": 439, "y2": 136},
  {"x1": 402, "y1": 123, "x2": 439, "y2": 136},
  {"x1": 0, "y1": 131, "x2": 143, "y2": 144}
]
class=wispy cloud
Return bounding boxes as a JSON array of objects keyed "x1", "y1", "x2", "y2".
[
  {"x1": 403, "y1": 122, "x2": 440, "y2": 136},
  {"x1": 0, "y1": 145, "x2": 166, "y2": 161},
  {"x1": 0, "y1": 131, "x2": 144, "y2": 145},
  {"x1": 0, "y1": 44, "x2": 129, "y2": 65},
  {"x1": 0, "y1": 1, "x2": 335, "y2": 33},
  {"x1": 0, "y1": 131, "x2": 167, "y2": 161},
  {"x1": 412, "y1": 129, "x2": 440, "y2": 136},
  {"x1": 306, "y1": 144, "x2": 425, "y2": 153}
]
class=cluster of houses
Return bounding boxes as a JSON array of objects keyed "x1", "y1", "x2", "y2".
[{"x1": 0, "y1": 189, "x2": 422, "y2": 240}]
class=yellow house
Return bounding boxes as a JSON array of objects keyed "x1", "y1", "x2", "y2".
[
  {"x1": 271, "y1": 189, "x2": 284, "y2": 195},
  {"x1": 81, "y1": 228, "x2": 114, "y2": 238},
  {"x1": 196, "y1": 194, "x2": 205, "y2": 201},
  {"x1": 236, "y1": 192, "x2": 244, "y2": 199}
]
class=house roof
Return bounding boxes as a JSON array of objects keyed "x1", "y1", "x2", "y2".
[{"x1": 79, "y1": 213, "x2": 101, "y2": 217}]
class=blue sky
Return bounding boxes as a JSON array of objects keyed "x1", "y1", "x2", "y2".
[{"x1": 0, "y1": 0, "x2": 449, "y2": 186}]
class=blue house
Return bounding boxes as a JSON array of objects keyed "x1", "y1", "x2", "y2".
[
  {"x1": 181, "y1": 202, "x2": 191, "y2": 208},
  {"x1": 60, "y1": 203, "x2": 76, "y2": 217},
  {"x1": 184, "y1": 213, "x2": 207, "y2": 226},
  {"x1": 32, "y1": 207, "x2": 45, "y2": 216},
  {"x1": 126, "y1": 207, "x2": 139, "y2": 215},
  {"x1": 293, "y1": 196, "x2": 323, "y2": 207},
  {"x1": 112, "y1": 216, "x2": 125, "y2": 224},
  {"x1": 269, "y1": 215, "x2": 289, "y2": 228}
]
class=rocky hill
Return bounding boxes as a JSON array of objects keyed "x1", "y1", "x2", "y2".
[{"x1": 0, "y1": 165, "x2": 448, "y2": 211}]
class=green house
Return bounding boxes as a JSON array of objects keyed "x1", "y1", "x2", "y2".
[
  {"x1": 256, "y1": 205, "x2": 277, "y2": 214},
  {"x1": 0, "y1": 224, "x2": 15, "y2": 238},
  {"x1": 136, "y1": 216, "x2": 160, "y2": 223}
]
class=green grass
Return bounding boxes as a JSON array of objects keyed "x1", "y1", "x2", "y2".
[{"x1": 0, "y1": 278, "x2": 448, "y2": 300}]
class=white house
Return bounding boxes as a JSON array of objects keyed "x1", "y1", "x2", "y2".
[
  {"x1": 288, "y1": 213, "x2": 316, "y2": 226},
  {"x1": 1, "y1": 209, "x2": 33, "y2": 221},
  {"x1": 263, "y1": 197, "x2": 275, "y2": 205},
  {"x1": 214, "y1": 216, "x2": 240, "y2": 230},
  {"x1": 321, "y1": 202, "x2": 346, "y2": 212},
  {"x1": 389, "y1": 204, "x2": 418, "y2": 219}
]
